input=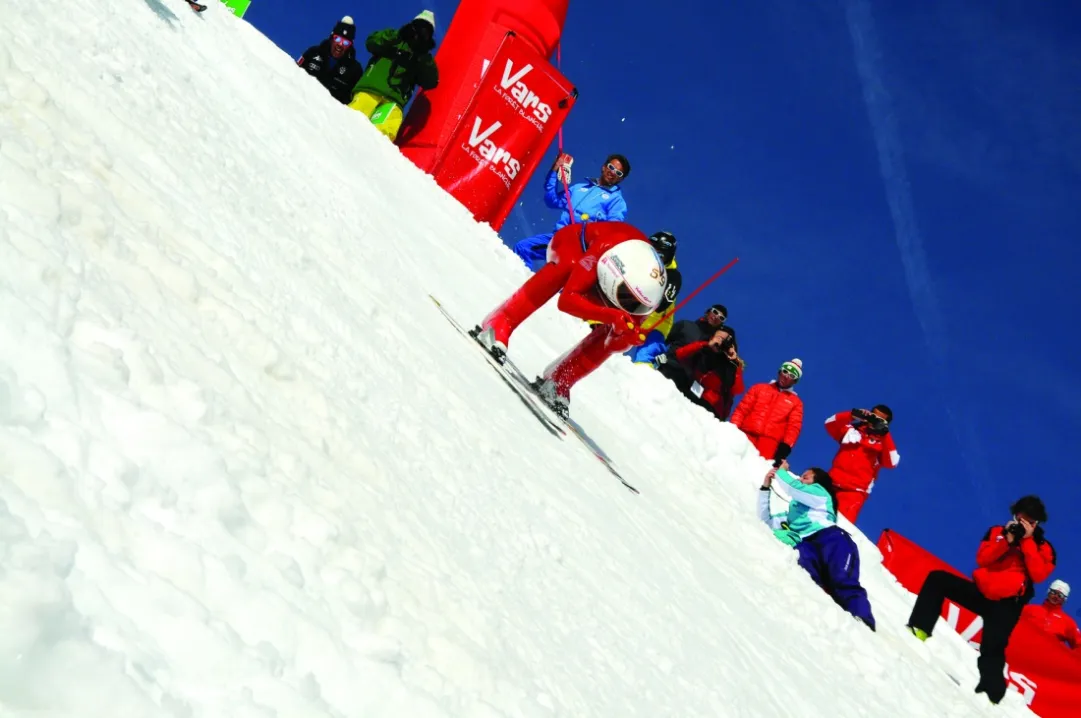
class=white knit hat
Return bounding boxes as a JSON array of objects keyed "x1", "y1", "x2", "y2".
[
  {"x1": 1050, "y1": 579, "x2": 1070, "y2": 598},
  {"x1": 779, "y1": 358, "x2": 803, "y2": 381},
  {"x1": 414, "y1": 10, "x2": 436, "y2": 32}
]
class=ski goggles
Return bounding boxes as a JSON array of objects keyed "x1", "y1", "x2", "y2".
[
  {"x1": 605, "y1": 163, "x2": 625, "y2": 178},
  {"x1": 332, "y1": 34, "x2": 354, "y2": 48}
]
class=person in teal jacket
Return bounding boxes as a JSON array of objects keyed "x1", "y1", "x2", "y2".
[{"x1": 760, "y1": 463, "x2": 876, "y2": 629}]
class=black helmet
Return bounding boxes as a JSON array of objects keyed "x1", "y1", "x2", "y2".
[{"x1": 649, "y1": 231, "x2": 677, "y2": 265}]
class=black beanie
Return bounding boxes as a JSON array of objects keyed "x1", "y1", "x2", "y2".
[{"x1": 333, "y1": 17, "x2": 356, "y2": 40}]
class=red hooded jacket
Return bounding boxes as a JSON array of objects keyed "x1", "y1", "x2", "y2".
[
  {"x1": 1022, "y1": 601, "x2": 1081, "y2": 649},
  {"x1": 824, "y1": 411, "x2": 900, "y2": 493},
  {"x1": 973, "y1": 526, "x2": 1056, "y2": 601}
]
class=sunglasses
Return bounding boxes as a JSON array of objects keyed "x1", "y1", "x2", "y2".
[
  {"x1": 332, "y1": 35, "x2": 353, "y2": 48},
  {"x1": 707, "y1": 308, "x2": 726, "y2": 322},
  {"x1": 1049, "y1": 590, "x2": 1066, "y2": 599},
  {"x1": 780, "y1": 368, "x2": 800, "y2": 379},
  {"x1": 605, "y1": 163, "x2": 625, "y2": 178}
]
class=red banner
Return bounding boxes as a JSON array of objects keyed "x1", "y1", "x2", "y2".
[
  {"x1": 878, "y1": 529, "x2": 1081, "y2": 716},
  {"x1": 428, "y1": 32, "x2": 576, "y2": 231}
]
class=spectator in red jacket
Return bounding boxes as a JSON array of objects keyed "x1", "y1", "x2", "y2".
[
  {"x1": 1022, "y1": 580, "x2": 1080, "y2": 650},
  {"x1": 906, "y1": 496, "x2": 1056, "y2": 705},
  {"x1": 730, "y1": 359, "x2": 804, "y2": 465},
  {"x1": 824, "y1": 405, "x2": 900, "y2": 522},
  {"x1": 656, "y1": 325, "x2": 745, "y2": 420}
]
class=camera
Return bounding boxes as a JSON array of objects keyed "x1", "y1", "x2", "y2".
[
  {"x1": 1006, "y1": 523, "x2": 1026, "y2": 540},
  {"x1": 720, "y1": 336, "x2": 735, "y2": 351}
]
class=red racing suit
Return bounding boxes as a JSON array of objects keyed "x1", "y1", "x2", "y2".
[
  {"x1": 1021, "y1": 600, "x2": 1081, "y2": 650},
  {"x1": 824, "y1": 411, "x2": 900, "y2": 522},
  {"x1": 729, "y1": 381, "x2": 803, "y2": 460},
  {"x1": 481, "y1": 221, "x2": 653, "y2": 399}
]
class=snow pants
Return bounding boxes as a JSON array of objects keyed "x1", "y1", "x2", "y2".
[
  {"x1": 907, "y1": 570, "x2": 1023, "y2": 704},
  {"x1": 348, "y1": 91, "x2": 404, "y2": 141},
  {"x1": 512, "y1": 232, "x2": 555, "y2": 272},
  {"x1": 797, "y1": 526, "x2": 876, "y2": 630},
  {"x1": 834, "y1": 488, "x2": 870, "y2": 523}
]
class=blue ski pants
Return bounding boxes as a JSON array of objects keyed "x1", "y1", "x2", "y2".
[
  {"x1": 513, "y1": 232, "x2": 555, "y2": 272},
  {"x1": 797, "y1": 526, "x2": 876, "y2": 629}
]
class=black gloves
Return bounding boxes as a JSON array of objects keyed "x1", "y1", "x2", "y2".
[{"x1": 772, "y1": 442, "x2": 792, "y2": 467}]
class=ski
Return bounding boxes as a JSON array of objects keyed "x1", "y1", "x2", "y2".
[
  {"x1": 430, "y1": 296, "x2": 565, "y2": 438},
  {"x1": 500, "y1": 356, "x2": 639, "y2": 495},
  {"x1": 430, "y1": 296, "x2": 638, "y2": 494}
]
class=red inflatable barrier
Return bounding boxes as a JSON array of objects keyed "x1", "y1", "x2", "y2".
[
  {"x1": 396, "y1": 0, "x2": 576, "y2": 231},
  {"x1": 878, "y1": 529, "x2": 1081, "y2": 716}
]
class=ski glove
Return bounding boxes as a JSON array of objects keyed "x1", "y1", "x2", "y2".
[
  {"x1": 773, "y1": 442, "x2": 792, "y2": 462},
  {"x1": 842, "y1": 426, "x2": 863, "y2": 444}
]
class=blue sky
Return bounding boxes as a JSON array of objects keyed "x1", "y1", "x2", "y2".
[{"x1": 248, "y1": 0, "x2": 1081, "y2": 606}]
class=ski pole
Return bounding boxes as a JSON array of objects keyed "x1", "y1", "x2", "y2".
[
  {"x1": 642, "y1": 256, "x2": 739, "y2": 332},
  {"x1": 555, "y1": 41, "x2": 576, "y2": 225}
]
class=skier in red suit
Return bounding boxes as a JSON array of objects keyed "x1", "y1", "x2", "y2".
[
  {"x1": 1022, "y1": 580, "x2": 1080, "y2": 650},
  {"x1": 824, "y1": 406, "x2": 900, "y2": 522},
  {"x1": 475, "y1": 221, "x2": 666, "y2": 417}
]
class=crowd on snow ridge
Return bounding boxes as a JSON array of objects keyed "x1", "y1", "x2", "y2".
[
  {"x1": 297, "y1": 13, "x2": 438, "y2": 142},
  {"x1": 291, "y1": 12, "x2": 1080, "y2": 705}
]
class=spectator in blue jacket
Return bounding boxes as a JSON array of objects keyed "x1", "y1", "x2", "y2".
[{"x1": 512, "y1": 152, "x2": 630, "y2": 271}]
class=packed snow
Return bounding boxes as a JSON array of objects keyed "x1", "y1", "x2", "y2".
[{"x1": 0, "y1": 2, "x2": 1035, "y2": 716}]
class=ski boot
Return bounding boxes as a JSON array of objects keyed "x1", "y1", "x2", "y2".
[
  {"x1": 531, "y1": 377, "x2": 570, "y2": 420},
  {"x1": 469, "y1": 326, "x2": 508, "y2": 364}
]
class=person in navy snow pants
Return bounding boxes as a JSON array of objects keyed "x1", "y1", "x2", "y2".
[
  {"x1": 797, "y1": 526, "x2": 876, "y2": 629},
  {"x1": 513, "y1": 152, "x2": 630, "y2": 271}
]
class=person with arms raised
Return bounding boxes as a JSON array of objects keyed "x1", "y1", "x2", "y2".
[
  {"x1": 512, "y1": 152, "x2": 630, "y2": 271},
  {"x1": 759, "y1": 462, "x2": 875, "y2": 630},
  {"x1": 823, "y1": 405, "x2": 900, "y2": 522}
]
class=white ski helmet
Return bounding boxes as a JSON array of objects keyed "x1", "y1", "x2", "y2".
[
  {"x1": 596, "y1": 240, "x2": 666, "y2": 315},
  {"x1": 1049, "y1": 579, "x2": 1070, "y2": 599}
]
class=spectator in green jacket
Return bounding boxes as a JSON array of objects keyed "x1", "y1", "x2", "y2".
[{"x1": 347, "y1": 10, "x2": 439, "y2": 141}]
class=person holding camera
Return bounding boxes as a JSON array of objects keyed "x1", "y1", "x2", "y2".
[
  {"x1": 654, "y1": 326, "x2": 744, "y2": 420},
  {"x1": 906, "y1": 496, "x2": 1056, "y2": 705},
  {"x1": 759, "y1": 462, "x2": 876, "y2": 630},
  {"x1": 823, "y1": 405, "x2": 900, "y2": 522}
]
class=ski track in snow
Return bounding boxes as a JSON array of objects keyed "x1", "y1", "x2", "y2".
[{"x1": 0, "y1": 3, "x2": 1034, "y2": 717}]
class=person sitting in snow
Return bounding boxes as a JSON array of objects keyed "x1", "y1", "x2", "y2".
[
  {"x1": 730, "y1": 359, "x2": 804, "y2": 465},
  {"x1": 625, "y1": 231, "x2": 681, "y2": 365},
  {"x1": 348, "y1": 10, "x2": 439, "y2": 141},
  {"x1": 654, "y1": 325, "x2": 744, "y2": 421},
  {"x1": 759, "y1": 462, "x2": 876, "y2": 630},
  {"x1": 823, "y1": 405, "x2": 900, "y2": 523},
  {"x1": 297, "y1": 17, "x2": 365, "y2": 105},
  {"x1": 906, "y1": 496, "x2": 1056, "y2": 705},
  {"x1": 512, "y1": 152, "x2": 630, "y2": 271},
  {"x1": 1021, "y1": 579, "x2": 1080, "y2": 650},
  {"x1": 473, "y1": 221, "x2": 666, "y2": 418}
]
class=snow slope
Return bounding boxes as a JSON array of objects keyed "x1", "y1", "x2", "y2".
[{"x1": 0, "y1": 3, "x2": 1033, "y2": 717}]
